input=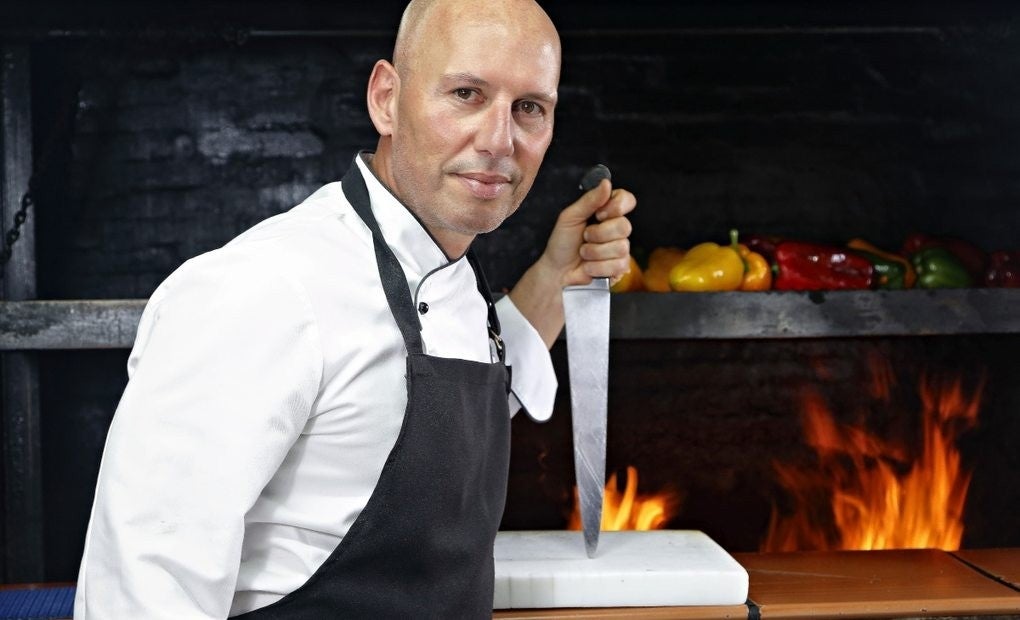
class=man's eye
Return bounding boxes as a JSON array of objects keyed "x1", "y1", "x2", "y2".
[
  {"x1": 454, "y1": 88, "x2": 474, "y2": 100},
  {"x1": 516, "y1": 100, "x2": 544, "y2": 116}
]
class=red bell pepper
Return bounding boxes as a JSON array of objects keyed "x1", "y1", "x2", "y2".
[
  {"x1": 743, "y1": 234, "x2": 783, "y2": 267},
  {"x1": 984, "y1": 251, "x2": 1020, "y2": 287},
  {"x1": 901, "y1": 233, "x2": 986, "y2": 282},
  {"x1": 774, "y1": 241, "x2": 874, "y2": 291}
]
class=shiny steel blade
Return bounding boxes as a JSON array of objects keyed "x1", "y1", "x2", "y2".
[{"x1": 563, "y1": 277, "x2": 609, "y2": 558}]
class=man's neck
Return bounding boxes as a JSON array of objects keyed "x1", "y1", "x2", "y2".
[{"x1": 362, "y1": 152, "x2": 474, "y2": 260}]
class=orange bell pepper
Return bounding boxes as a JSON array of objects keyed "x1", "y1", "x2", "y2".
[
  {"x1": 734, "y1": 230, "x2": 772, "y2": 291},
  {"x1": 643, "y1": 247, "x2": 686, "y2": 292},
  {"x1": 610, "y1": 255, "x2": 645, "y2": 292}
]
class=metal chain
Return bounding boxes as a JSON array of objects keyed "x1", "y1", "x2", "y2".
[{"x1": 0, "y1": 184, "x2": 34, "y2": 276}]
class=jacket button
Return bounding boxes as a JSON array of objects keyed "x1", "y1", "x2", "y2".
[{"x1": 418, "y1": 302, "x2": 429, "y2": 315}]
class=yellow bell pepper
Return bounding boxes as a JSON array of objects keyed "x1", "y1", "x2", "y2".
[{"x1": 668, "y1": 233, "x2": 745, "y2": 292}]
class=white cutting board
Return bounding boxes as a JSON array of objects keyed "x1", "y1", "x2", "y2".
[{"x1": 493, "y1": 530, "x2": 748, "y2": 609}]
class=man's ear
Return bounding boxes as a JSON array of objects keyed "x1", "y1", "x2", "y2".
[{"x1": 366, "y1": 60, "x2": 399, "y2": 136}]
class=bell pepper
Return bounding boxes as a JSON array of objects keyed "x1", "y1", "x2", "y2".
[
  {"x1": 610, "y1": 255, "x2": 645, "y2": 292},
  {"x1": 911, "y1": 246, "x2": 974, "y2": 288},
  {"x1": 668, "y1": 235, "x2": 744, "y2": 292},
  {"x1": 983, "y1": 251, "x2": 1020, "y2": 288},
  {"x1": 902, "y1": 233, "x2": 986, "y2": 282},
  {"x1": 773, "y1": 241, "x2": 874, "y2": 291},
  {"x1": 846, "y1": 238, "x2": 916, "y2": 289},
  {"x1": 850, "y1": 248, "x2": 908, "y2": 289},
  {"x1": 733, "y1": 230, "x2": 772, "y2": 291},
  {"x1": 643, "y1": 246, "x2": 686, "y2": 292},
  {"x1": 743, "y1": 234, "x2": 783, "y2": 267}
]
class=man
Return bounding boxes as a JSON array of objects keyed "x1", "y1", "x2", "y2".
[{"x1": 74, "y1": 0, "x2": 636, "y2": 617}]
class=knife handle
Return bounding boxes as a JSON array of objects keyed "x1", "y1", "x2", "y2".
[
  {"x1": 579, "y1": 165, "x2": 613, "y2": 288},
  {"x1": 579, "y1": 164, "x2": 612, "y2": 193}
]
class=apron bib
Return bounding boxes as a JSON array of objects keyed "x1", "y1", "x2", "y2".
[{"x1": 235, "y1": 163, "x2": 511, "y2": 619}]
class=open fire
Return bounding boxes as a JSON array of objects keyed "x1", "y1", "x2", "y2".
[
  {"x1": 762, "y1": 356, "x2": 985, "y2": 552},
  {"x1": 559, "y1": 348, "x2": 991, "y2": 550},
  {"x1": 567, "y1": 465, "x2": 681, "y2": 531}
]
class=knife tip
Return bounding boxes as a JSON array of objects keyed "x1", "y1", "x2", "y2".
[{"x1": 584, "y1": 533, "x2": 600, "y2": 558}]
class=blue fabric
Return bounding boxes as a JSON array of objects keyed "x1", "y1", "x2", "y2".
[{"x1": 0, "y1": 587, "x2": 75, "y2": 620}]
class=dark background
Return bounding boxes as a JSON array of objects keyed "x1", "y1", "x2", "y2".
[{"x1": 1, "y1": 0, "x2": 1018, "y2": 581}]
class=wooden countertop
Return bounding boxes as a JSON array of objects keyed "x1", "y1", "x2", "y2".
[
  {"x1": 954, "y1": 548, "x2": 1020, "y2": 590},
  {"x1": 736, "y1": 548, "x2": 1020, "y2": 619},
  {"x1": 493, "y1": 548, "x2": 1020, "y2": 619},
  {"x1": 3, "y1": 550, "x2": 1018, "y2": 619}
]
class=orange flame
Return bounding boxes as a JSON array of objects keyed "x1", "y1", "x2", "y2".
[
  {"x1": 567, "y1": 466, "x2": 681, "y2": 531},
  {"x1": 762, "y1": 362, "x2": 984, "y2": 552}
]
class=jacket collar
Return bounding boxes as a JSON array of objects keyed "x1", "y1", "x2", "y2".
[{"x1": 354, "y1": 154, "x2": 463, "y2": 281}]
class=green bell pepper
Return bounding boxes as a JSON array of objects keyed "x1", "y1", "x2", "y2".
[
  {"x1": 850, "y1": 249, "x2": 908, "y2": 289},
  {"x1": 911, "y1": 247, "x2": 974, "y2": 289}
]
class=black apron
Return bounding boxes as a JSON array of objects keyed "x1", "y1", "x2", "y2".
[{"x1": 235, "y1": 164, "x2": 512, "y2": 619}]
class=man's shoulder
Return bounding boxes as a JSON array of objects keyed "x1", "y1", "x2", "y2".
[
  {"x1": 143, "y1": 178, "x2": 373, "y2": 319},
  {"x1": 227, "y1": 182, "x2": 349, "y2": 245},
  {"x1": 217, "y1": 182, "x2": 369, "y2": 262},
  {"x1": 152, "y1": 241, "x2": 301, "y2": 310}
]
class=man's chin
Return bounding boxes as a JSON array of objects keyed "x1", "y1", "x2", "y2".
[
  {"x1": 449, "y1": 210, "x2": 515, "y2": 237},
  {"x1": 458, "y1": 218, "x2": 508, "y2": 236},
  {"x1": 445, "y1": 197, "x2": 517, "y2": 230}
]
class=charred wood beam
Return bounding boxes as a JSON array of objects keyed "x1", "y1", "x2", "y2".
[
  {"x1": 1, "y1": 291, "x2": 1019, "y2": 352},
  {"x1": 2, "y1": 43, "x2": 43, "y2": 582},
  {"x1": 0, "y1": 300, "x2": 146, "y2": 350},
  {"x1": 612, "y1": 289, "x2": 1020, "y2": 340},
  {"x1": 0, "y1": 25, "x2": 946, "y2": 40}
]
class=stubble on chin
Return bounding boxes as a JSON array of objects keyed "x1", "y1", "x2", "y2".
[{"x1": 389, "y1": 150, "x2": 532, "y2": 237}]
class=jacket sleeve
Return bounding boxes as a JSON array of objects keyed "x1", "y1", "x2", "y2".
[
  {"x1": 74, "y1": 249, "x2": 323, "y2": 619},
  {"x1": 494, "y1": 295, "x2": 557, "y2": 422}
]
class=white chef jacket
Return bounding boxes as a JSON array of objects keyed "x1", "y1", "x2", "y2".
[{"x1": 74, "y1": 154, "x2": 557, "y2": 619}]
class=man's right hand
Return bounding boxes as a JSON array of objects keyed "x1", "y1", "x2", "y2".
[{"x1": 508, "y1": 178, "x2": 637, "y2": 347}]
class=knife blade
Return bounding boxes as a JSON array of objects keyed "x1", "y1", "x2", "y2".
[{"x1": 564, "y1": 163, "x2": 612, "y2": 558}]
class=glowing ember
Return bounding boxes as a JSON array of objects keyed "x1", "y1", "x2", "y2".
[
  {"x1": 762, "y1": 364, "x2": 984, "y2": 552},
  {"x1": 567, "y1": 466, "x2": 681, "y2": 531}
]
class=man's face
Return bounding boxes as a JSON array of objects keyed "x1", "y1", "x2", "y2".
[{"x1": 385, "y1": 15, "x2": 560, "y2": 252}]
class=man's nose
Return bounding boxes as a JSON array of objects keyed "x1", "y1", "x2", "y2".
[{"x1": 475, "y1": 105, "x2": 514, "y2": 158}]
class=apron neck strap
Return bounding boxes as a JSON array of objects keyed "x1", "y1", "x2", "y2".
[
  {"x1": 341, "y1": 162, "x2": 424, "y2": 355},
  {"x1": 341, "y1": 159, "x2": 506, "y2": 364}
]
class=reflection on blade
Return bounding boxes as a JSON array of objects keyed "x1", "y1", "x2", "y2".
[{"x1": 563, "y1": 277, "x2": 610, "y2": 558}]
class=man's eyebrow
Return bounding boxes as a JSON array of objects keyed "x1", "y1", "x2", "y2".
[
  {"x1": 441, "y1": 72, "x2": 489, "y2": 87},
  {"x1": 440, "y1": 72, "x2": 558, "y2": 105}
]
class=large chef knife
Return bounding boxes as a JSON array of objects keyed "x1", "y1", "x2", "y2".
[{"x1": 563, "y1": 164, "x2": 612, "y2": 558}]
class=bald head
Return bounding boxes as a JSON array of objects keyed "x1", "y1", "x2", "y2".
[
  {"x1": 364, "y1": 0, "x2": 562, "y2": 256},
  {"x1": 392, "y1": 0, "x2": 561, "y2": 78}
]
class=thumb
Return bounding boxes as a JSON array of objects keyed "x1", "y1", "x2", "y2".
[{"x1": 558, "y1": 178, "x2": 612, "y2": 227}]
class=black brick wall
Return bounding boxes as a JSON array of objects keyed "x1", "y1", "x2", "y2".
[
  {"x1": 32, "y1": 18, "x2": 1020, "y2": 298},
  {"x1": 11, "y1": 2, "x2": 1020, "y2": 580}
]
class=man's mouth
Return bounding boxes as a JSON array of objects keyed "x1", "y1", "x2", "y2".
[{"x1": 455, "y1": 172, "x2": 512, "y2": 200}]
